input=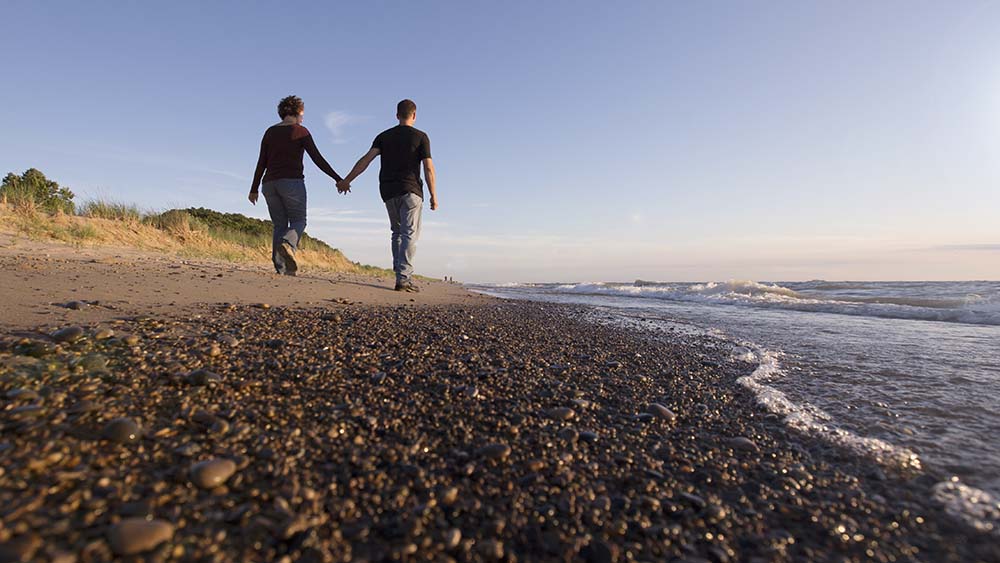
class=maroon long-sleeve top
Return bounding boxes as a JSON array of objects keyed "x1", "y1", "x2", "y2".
[{"x1": 251, "y1": 124, "x2": 342, "y2": 191}]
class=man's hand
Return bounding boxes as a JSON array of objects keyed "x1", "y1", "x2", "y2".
[
  {"x1": 248, "y1": 190, "x2": 259, "y2": 205},
  {"x1": 430, "y1": 197, "x2": 438, "y2": 211},
  {"x1": 336, "y1": 179, "x2": 351, "y2": 194}
]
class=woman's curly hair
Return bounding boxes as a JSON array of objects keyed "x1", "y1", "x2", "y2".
[{"x1": 277, "y1": 95, "x2": 304, "y2": 119}]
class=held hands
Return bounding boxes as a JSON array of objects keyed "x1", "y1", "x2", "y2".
[
  {"x1": 336, "y1": 179, "x2": 351, "y2": 194},
  {"x1": 248, "y1": 190, "x2": 259, "y2": 205}
]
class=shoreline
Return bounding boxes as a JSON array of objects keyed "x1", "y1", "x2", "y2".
[{"x1": 1, "y1": 300, "x2": 996, "y2": 561}]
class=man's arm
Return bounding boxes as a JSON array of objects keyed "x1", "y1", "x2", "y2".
[
  {"x1": 337, "y1": 147, "x2": 380, "y2": 192},
  {"x1": 422, "y1": 158, "x2": 437, "y2": 210}
]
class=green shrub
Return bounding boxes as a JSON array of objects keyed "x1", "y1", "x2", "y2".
[
  {"x1": 143, "y1": 209, "x2": 206, "y2": 232},
  {"x1": 1, "y1": 168, "x2": 75, "y2": 214}
]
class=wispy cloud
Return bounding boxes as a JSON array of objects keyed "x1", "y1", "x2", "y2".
[
  {"x1": 324, "y1": 111, "x2": 366, "y2": 144},
  {"x1": 931, "y1": 244, "x2": 1000, "y2": 252}
]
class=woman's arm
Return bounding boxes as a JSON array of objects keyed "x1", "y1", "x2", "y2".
[
  {"x1": 249, "y1": 137, "x2": 267, "y2": 204},
  {"x1": 302, "y1": 135, "x2": 343, "y2": 182}
]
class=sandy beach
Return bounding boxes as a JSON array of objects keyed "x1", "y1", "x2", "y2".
[{"x1": 1, "y1": 238, "x2": 997, "y2": 562}]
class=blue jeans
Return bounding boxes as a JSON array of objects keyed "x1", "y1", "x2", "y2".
[
  {"x1": 261, "y1": 179, "x2": 306, "y2": 275},
  {"x1": 385, "y1": 193, "x2": 422, "y2": 283}
]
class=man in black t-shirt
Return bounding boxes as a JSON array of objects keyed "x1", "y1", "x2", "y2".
[{"x1": 338, "y1": 99, "x2": 438, "y2": 292}]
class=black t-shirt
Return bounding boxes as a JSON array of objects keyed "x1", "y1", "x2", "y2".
[{"x1": 372, "y1": 125, "x2": 432, "y2": 202}]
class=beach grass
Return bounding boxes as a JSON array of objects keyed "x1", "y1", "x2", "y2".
[{"x1": 0, "y1": 202, "x2": 394, "y2": 277}]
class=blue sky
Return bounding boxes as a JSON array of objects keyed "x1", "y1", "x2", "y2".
[{"x1": 2, "y1": 1, "x2": 999, "y2": 282}]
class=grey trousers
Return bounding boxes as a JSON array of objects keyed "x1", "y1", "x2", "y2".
[
  {"x1": 261, "y1": 178, "x2": 307, "y2": 275},
  {"x1": 384, "y1": 193, "x2": 423, "y2": 283}
]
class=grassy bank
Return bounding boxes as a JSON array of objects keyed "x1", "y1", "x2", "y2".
[{"x1": 0, "y1": 197, "x2": 391, "y2": 276}]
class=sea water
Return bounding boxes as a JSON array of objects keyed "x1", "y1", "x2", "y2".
[{"x1": 471, "y1": 280, "x2": 1000, "y2": 532}]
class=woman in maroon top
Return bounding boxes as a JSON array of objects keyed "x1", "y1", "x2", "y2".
[{"x1": 249, "y1": 95, "x2": 343, "y2": 276}]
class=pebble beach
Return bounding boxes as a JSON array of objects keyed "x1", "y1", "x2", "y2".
[{"x1": 2, "y1": 299, "x2": 997, "y2": 562}]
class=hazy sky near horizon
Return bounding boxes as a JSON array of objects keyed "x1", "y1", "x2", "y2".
[{"x1": 2, "y1": 1, "x2": 999, "y2": 282}]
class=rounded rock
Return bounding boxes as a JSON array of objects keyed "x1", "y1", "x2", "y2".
[
  {"x1": 477, "y1": 443, "x2": 512, "y2": 461},
  {"x1": 645, "y1": 403, "x2": 676, "y2": 422},
  {"x1": 102, "y1": 417, "x2": 141, "y2": 444},
  {"x1": 188, "y1": 369, "x2": 222, "y2": 386},
  {"x1": 546, "y1": 407, "x2": 576, "y2": 421},
  {"x1": 94, "y1": 328, "x2": 115, "y2": 340},
  {"x1": 728, "y1": 437, "x2": 759, "y2": 452},
  {"x1": 190, "y1": 458, "x2": 237, "y2": 489},
  {"x1": 108, "y1": 518, "x2": 174, "y2": 555},
  {"x1": 51, "y1": 326, "x2": 85, "y2": 343}
]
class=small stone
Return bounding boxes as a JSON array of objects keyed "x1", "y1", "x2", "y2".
[
  {"x1": 557, "y1": 428, "x2": 579, "y2": 442},
  {"x1": 0, "y1": 533, "x2": 42, "y2": 562},
  {"x1": 102, "y1": 417, "x2": 141, "y2": 444},
  {"x1": 703, "y1": 503, "x2": 727, "y2": 523},
  {"x1": 188, "y1": 369, "x2": 222, "y2": 386},
  {"x1": 478, "y1": 539, "x2": 504, "y2": 560},
  {"x1": 5, "y1": 388, "x2": 39, "y2": 401},
  {"x1": 680, "y1": 492, "x2": 707, "y2": 509},
  {"x1": 581, "y1": 539, "x2": 619, "y2": 563},
  {"x1": 108, "y1": 518, "x2": 174, "y2": 555},
  {"x1": 52, "y1": 326, "x2": 85, "y2": 343},
  {"x1": 217, "y1": 334, "x2": 240, "y2": 347},
  {"x1": 205, "y1": 345, "x2": 222, "y2": 357},
  {"x1": 579, "y1": 431, "x2": 599, "y2": 444},
  {"x1": 444, "y1": 528, "x2": 461, "y2": 549},
  {"x1": 65, "y1": 300, "x2": 87, "y2": 310},
  {"x1": 256, "y1": 303, "x2": 271, "y2": 309},
  {"x1": 440, "y1": 486, "x2": 459, "y2": 506},
  {"x1": 77, "y1": 353, "x2": 108, "y2": 373},
  {"x1": 17, "y1": 340, "x2": 56, "y2": 357},
  {"x1": 636, "y1": 413, "x2": 655, "y2": 423},
  {"x1": 728, "y1": 437, "x2": 759, "y2": 452},
  {"x1": 546, "y1": 407, "x2": 576, "y2": 421},
  {"x1": 123, "y1": 335, "x2": 140, "y2": 346},
  {"x1": 645, "y1": 403, "x2": 676, "y2": 422},
  {"x1": 94, "y1": 328, "x2": 115, "y2": 340},
  {"x1": 477, "y1": 443, "x2": 512, "y2": 461},
  {"x1": 190, "y1": 458, "x2": 237, "y2": 489},
  {"x1": 68, "y1": 399, "x2": 98, "y2": 414},
  {"x1": 371, "y1": 372, "x2": 387, "y2": 385}
]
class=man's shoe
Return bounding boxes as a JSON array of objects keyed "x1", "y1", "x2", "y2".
[
  {"x1": 400, "y1": 282, "x2": 420, "y2": 293},
  {"x1": 278, "y1": 241, "x2": 297, "y2": 275}
]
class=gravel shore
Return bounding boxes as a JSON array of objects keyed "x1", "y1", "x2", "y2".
[{"x1": 1, "y1": 302, "x2": 996, "y2": 562}]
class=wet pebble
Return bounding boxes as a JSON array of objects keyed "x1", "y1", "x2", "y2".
[
  {"x1": 645, "y1": 402, "x2": 676, "y2": 422},
  {"x1": 5, "y1": 388, "x2": 39, "y2": 401},
  {"x1": 728, "y1": 437, "x2": 759, "y2": 452},
  {"x1": 444, "y1": 528, "x2": 461, "y2": 549},
  {"x1": 217, "y1": 334, "x2": 240, "y2": 347},
  {"x1": 102, "y1": 417, "x2": 141, "y2": 444},
  {"x1": 477, "y1": 443, "x2": 512, "y2": 461},
  {"x1": 190, "y1": 458, "x2": 237, "y2": 489},
  {"x1": 94, "y1": 328, "x2": 115, "y2": 340},
  {"x1": 546, "y1": 407, "x2": 576, "y2": 421},
  {"x1": 108, "y1": 518, "x2": 174, "y2": 555},
  {"x1": 51, "y1": 326, "x2": 85, "y2": 343},
  {"x1": 188, "y1": 369, "x2": 222, "y2": 386},
  {"x1": 0, "y1": 533, "x2": 41, "y2": 562}
]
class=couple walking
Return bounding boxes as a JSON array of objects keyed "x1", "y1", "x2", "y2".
[{"x1": 249, "y1": 96, "x2": 437, "y2": 292}]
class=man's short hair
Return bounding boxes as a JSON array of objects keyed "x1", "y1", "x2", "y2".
[
  {"x1": 397, "y1": 99, "x2": 417, "y2": 118},
  {"x1": 278, "y1": 95, "x2": 304, "y2": 119}
]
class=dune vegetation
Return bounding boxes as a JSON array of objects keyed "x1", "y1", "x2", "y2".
[{"x1": 1, "y1": 168, "x2": 391, "y2": 276}]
